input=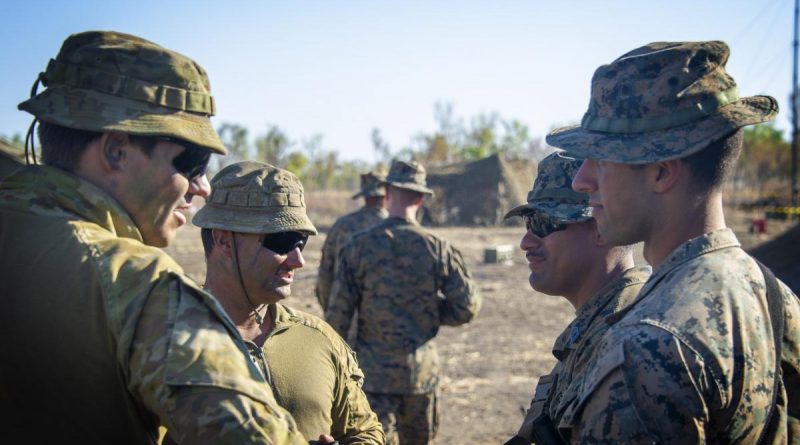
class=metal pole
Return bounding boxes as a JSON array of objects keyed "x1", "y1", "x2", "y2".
[{"x1": 792, "y1": 0, "x2": 799, "y2": 208}]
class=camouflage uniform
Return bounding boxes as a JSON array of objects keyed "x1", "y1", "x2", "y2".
[
  {"x1": 193, "y1": 161, "x2": 383, "y2": 444},
  {"x1": 503, "y1": 152, "x2": 650, "y2": 444},
  {"x1": 245, "y1": 304, "x2": 384, "y2": 444},
  {"x1": 545, "y1": 41, "x2": 800, "y2": 443},
  {"x1": 316, "y1": 170, "x2": 388, "y2": 310},
  {"x1": 0, "y1": 166, "x2": 303, "y2": 444},
  {"x1": 326, "y1": 160, "x2": 481, "y2": 445},
  {"x1": 0, "y1": 32, "x2": 304, "y2": 444}
]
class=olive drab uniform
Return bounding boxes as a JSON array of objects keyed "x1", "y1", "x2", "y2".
[
  {"x1": 316, "y1": 205, "x2": 387, "y2": 310},
  {"x1": 0, "y1": 166, "x2": 304, "y2": 444},
  {"x1": 245, "y1": 304, "x2": 384, "y2": 444}
]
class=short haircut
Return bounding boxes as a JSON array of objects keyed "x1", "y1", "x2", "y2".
[
  {"x1": 38, "y1": 121, "x2": 158, "y2": 172},
  {"x1": 681, "y1": 129, "x2": 743, "y2": 191},
  {"x1": 201, "y1": 227, "x2": 214, "y2": 257}
]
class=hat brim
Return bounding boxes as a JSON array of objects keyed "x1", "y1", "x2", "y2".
[
  {"x1": 546, "y1": 96, "x2": 778, "y2": 164},
  {"x1": 386, "y1": 181, "x2": 434, "y2": 196},
  {"x1": 504, "y1": 201, "x2": 593, "y2": 223},
  {"x1": 192, "y1": 205, "x2": 318, "y2": 235},
  {"x1": 352, "y1": 188, "x2": 387, "y2": 199},
  {"x1": 19, "y1": 86, "x2": 227, "y2": 155}
]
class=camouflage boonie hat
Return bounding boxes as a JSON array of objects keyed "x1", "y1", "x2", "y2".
[
  {"x1": 19, "y1": 30, "x2": 226, "y2": 154},
  {"x1": 504, "y1": 151, "x2": 592, "y2": 223},
  {"x1": 546, "y1": 41, "x2": 778, "y2": 164},
  {"x1": 193, "y1": 161, "x2": 317, "y2": 235},
  {"x1": 385, "y1": 160, "x2": 434, "y2": 195},
  {"x1": 352, "y1": 167, "x2": 388, "y2": 199}
]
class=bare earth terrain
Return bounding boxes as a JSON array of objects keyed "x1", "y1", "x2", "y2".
[{"x1": 164, "y1": 209, "x2": 795, "y2": 443}]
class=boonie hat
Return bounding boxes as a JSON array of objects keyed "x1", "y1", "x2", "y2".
[
  {"x1": 19, "y1": 30, "x2": 226, "y2": 154},
  {"x1": 385, "y1": 160, "x2": 434, "y2": 195},
  {"x1": 352, "y1": 167, "x2": 388, "y2": 199},
  {"x1": 504, "y1": 151, "x2": 592, "y2": 224},
  {"x1": 193, "y1": 161, "x2": 317, "y2": 235},
  {"x1": 546, "y1": 41, "x2": 778, "y2": 164}
]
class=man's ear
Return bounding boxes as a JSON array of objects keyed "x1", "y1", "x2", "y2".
[
  {"x1": 648, "y1": 160, "x2": 682, "y2": 194},
  {"x1": 98, "y1": 132, "x2": 131, "y2": 173},
  {"x1": 212, "y1": 229, "x2": 234, "y2": 258}
]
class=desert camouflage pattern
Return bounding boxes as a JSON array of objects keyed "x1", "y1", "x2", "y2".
[
  {"x1": 316, "y1": 206, "x2": 388, "y2": 309},
  {"x1": 366, "y1": 391, "x2": 438, "y2": 445},
  {"x1": 19, "y1": 30, "x2": 226, "y2": 154},
  {"x1": 384, "y1": 160, "x2": 434, "y2": 195},
  {"x1": 516, "y1": 266, "x2": 650, "y2": 442},
  {"x1": 244, "y1": 304, "x2": 384, "y2": 444},
  {"x1": 546, "y1": 41, "x2": 778, "y2": 164},
  {"x1": 325, "y1": 217, "x2": 481, "y2": 394},
  {"x1": 565, "y1": 229, "x2": 800, "y2": 443},
  {"x1": 504, "y1": 151, "x2": 591, "y2": 223},
  {"x1": 352, "y1": 168, "x2": 388, "y2": 199},
  {"x1": 193, "y1": 160, "x2": 317, "y2": 235},
  {"x1": 0, "y1": 166, "x2": 304, "y2": 444}
]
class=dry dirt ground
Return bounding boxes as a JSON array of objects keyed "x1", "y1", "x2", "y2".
[{"x1": 164, "y1": 209, "x2": 796, "y2": 443}]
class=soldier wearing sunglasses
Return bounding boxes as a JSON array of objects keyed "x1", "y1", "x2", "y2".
[
  {"x1": 193, "y1": 161, "x2": 384, "y2": 445},
  {"x1": 501, "y1": 152, "x2": 649, "y2": 445},
  {"x1": 0, "y1": 31, "x2": 305, "y2": 444}
]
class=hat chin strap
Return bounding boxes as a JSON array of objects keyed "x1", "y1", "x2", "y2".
[{"x1": 231, "y1": 232, "x2": 266, "y2": 325}]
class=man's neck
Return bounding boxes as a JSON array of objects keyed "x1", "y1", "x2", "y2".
[
  {"x1": 569, "y1": 257, "x2": 633, "y2": 310},
  {"x1": 205, "y1": 271, "x2": 275, "y2": 345}
]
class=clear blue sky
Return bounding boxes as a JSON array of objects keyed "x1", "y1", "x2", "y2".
[{"x1": 1, "y1": 0, "x2": 794, "y2": 162}]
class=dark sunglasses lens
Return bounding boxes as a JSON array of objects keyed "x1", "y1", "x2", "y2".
[
  {"x1": 525, "y1": 214, "x2": 566, "y2": 238},
  {"x1": 261, "y1": 232, "x2": 308, "y2": 254},
  {"x1": 172, "y1": 144, "x2": 210, "y2": 180}
]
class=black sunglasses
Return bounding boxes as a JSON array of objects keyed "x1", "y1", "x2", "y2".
[
  {"x1": 155, "y1": 137, "x2": 211, "y2": 180},
  {"x1": 524, "y1": 213, "x2": 568, "y2": 238},
  {"x1": 261, "y1": 231, "x2": 309, "y2": 255}
]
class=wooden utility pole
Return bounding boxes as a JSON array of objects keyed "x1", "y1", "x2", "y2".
[{"x1": 793, "y1": 0, "x2": 799, "y2": 207}]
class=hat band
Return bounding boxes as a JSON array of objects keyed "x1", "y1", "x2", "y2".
[
  {"x1": 43, "y1": 59, "x2": 215, "y2": 115},
  {"x1": 529, "y1": 188, "x2": 588, "y2": 203},
  {"x1": 581, "y1": 87, "x2": 739, "y2": 134},
  {"x1": 210, "y1": 190, "x2": 306, "y2": 208}
]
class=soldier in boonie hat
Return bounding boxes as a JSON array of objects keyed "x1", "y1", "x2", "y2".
[
  {"x1": 194, "y1": 161, "x2": 385, "y2": 443},
  {"x1": 552, "y1": 41, "x2": 800, "y2": 444},
  {"x1": 316, "y1": 166, "x2": 388, "y2": 309},
  {"x1": 546, "y1": 41, "x2": 777, "y2": 164},
  {"x1": 385, "y1": 160, "x2": 434, "y2": 196},
  {"x1": 500, "y1": 151, "x2": 648, "y2": 445}
]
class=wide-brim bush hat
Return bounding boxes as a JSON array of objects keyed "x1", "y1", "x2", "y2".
[
  {"x1": 385, "y1": 160, "x2": 434, "y2": 195},
  {"x1": 352, "y1": 167, "x2": 388, "y2": 199},
  {"x1": 19, "y1": 30, "x2": 226, "y2": 154},
  {"x1": 504, "y1": 151, "x2": 592, "y2": 224},
  {"x1": 546, "y1": 41, "x2": 778, "y2": 164},
  {"x1": 193, "y1": 161, "x2": 317, "y2": 235}
]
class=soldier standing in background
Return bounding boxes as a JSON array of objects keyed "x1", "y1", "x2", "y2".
[
  {"x1": 555, "y1": 41, "x2": 800, "y2": 443},
  {"x1": 326, "y1": 160, "x2": 482, "y2": 445},
  {"x1": 193, "y1": 161, "x2": 384, "y2": 445},
  {"x1": 0, "y1": 31, "x2": 304, "y2": 444},
  {"x1": 501, "y1": 151, "x2": 650, "y2": 445},
  {"x1": 316, "y1": 168, "x2": 388, "y2": 310}
]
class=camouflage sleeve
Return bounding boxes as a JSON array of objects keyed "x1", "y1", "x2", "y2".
[
  {"x1": 438, "y1": 244, "x2": 481, "y2": 326},
  {"x1": 316, "y1": 227, "x2": 339, "y2": 310},
  {"x1": 571, "y1": 326, "x2": 712, "y2": 444},
  {"x1": 125, "y1": 275, "x2": 306, "y2": 445},
  {"x1": 325, "y1": 246, "x2": 359, "y2": 338},
  {"x1": 779, "y1": 281, "x2": 800, "y2": 442},
  {"x1": 329, "y1": 333, "x2": 385, "y2": 444}
]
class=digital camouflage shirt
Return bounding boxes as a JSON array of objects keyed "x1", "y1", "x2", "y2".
[
  {"x1": 316, "y1": 205, "x2": 387, "y2": 310},
  {"x1": 565, "y1": 229, "x2": 800, "y2": 444},
  {"x1": 0, "y1": 166, "x2": 304, "y2": 444},
  {"x1": 246, "y1": 304, "x2": 385, "y2": 444},
  {"x1": 325, "y1": 216, "x2": 481, "y2": 395},
  {"x1": 517, "y1": 266, "x2": 650, "y2": 442}
]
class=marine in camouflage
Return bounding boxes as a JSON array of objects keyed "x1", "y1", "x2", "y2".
[
  {"x1": 316, "y1": 170, "x2": 388, "y2": 310},
  {"x1": 0, "y1": 166, "x2": 304, "y2": 444},
  {"x1": 367, "y1": 391, "x2": 438, "y2": 445},
  {"x1": 546, "y1": 41, "x2": 778, "y2": 164},
  {"x1": 568, "y1": 230, "x2": 800, "y2": 443}
]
